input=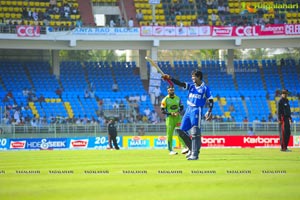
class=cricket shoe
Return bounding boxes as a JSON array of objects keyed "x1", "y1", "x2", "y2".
[
  {"x1": 181, "y1": 147, "x2": 189, "y2": 154},
  {"x1": 185, "y1": 151, "x2": 191, "y2": 158},
  {"x1": 281, "y1": 149, "x2": 292, "y2": 152},
  {"x1": 169, "y1": 151, "x2": 178, "y2": 155},
  {"x1": 187, "y1": 156, "x2": 199, "y2": 160}
]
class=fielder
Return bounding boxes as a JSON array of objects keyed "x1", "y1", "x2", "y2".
[
  {"x1": 161, "y1": 86, "x2": 189, "y2": 155},
  {"x1": 162, "y1": 70, "x2": 214, "y2": 160}
]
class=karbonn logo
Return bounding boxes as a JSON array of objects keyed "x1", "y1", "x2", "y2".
[
  {"x1": 17, "y1": 26, "x2": 40, "y2": 37},
  {"x1": 235, "y1": 26, "x2": 258, "y2": 36},
  {"x1": 244, "y1": 137, "x2": 280, "y2": 144},
  {"x1": 202, "y1": 138, "x2": 225, "y2": 144}
]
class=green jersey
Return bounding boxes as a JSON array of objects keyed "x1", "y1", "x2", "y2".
[{"x1": 161, "y1": 95, "x2": 182, "y2": 115}]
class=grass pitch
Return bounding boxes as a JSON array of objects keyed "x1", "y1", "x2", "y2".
[{"x1": 0, "y1": 148, "x2": 300, "y2": 200}]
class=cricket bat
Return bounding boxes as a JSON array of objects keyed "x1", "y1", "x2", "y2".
[{"x1": 145, "y1": 56, "x2": 173, "y2": 87}]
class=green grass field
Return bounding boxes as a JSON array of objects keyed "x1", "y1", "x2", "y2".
[{"x1": 1, "y1": 148, "x2": 300, "y2": 200}]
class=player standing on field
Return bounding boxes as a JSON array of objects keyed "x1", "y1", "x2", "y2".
[
  {"x1": 161, "y1": 86, "x2": 189, "y2": 155},
  {"x1": 107, "y1": 119, "x2": 120, "y2": 150},
  {"x1": 162, "y1": 70, "x2": 214, "y2": 160},
  {"x1": 277, "y1": 89, "x2": 292, "y2": 152}
]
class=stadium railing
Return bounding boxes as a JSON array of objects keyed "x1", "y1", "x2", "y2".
[{"x1": 0, "y1": 122, "x2": 299, "y2": 139}]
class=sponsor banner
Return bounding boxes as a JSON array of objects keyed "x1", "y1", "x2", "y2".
[
  {"x1": 152, "y1": 26, "x2": 165, "y2": 36},
  {"x1": 153, "y1": 136, "x2": 178, "y2": 149},
  {"x1": 284, "y1": 24, "x2": 300, "y2": 35},
  {"x1": 0, "y1": 138, "x2": 9, "y2": 150},
  {"x1": 140, "y1": 26, "x2": 153, "y2": 36},
  {"x1": 17, "y1": 26, "x2": 40, "y2": 37},
  {"x1": 68, "y1": 138, "x2": 89, "y2": 149},
  {"x1": 259, "y1": 24, "x2": 285, "y2": 35},
  {"x1": 212, "y1": 26, "x2": 233, "y2": 37},
  {"x1": 163, "y1": 26, "x2": 176, "y2": 36},
  {"x1": 1, "y1": 136, "x2": 297, "y2": 150},
  {"x1": 89, "y1": 136, "x2": 122, "y2": 149},
  {"x1": 141, "y1": 25, "x2": 300, "y2": 36},
  {"x1": 9, "y1": 138, "x2": 67, "y2": 150},
  {"x1": 141, "y1": 26, "x2": 211, "y2": 36},
  {"x1": 198, "y1": 26, "x2": 211, "y2": 36},
  {"x1": 293, "y1": 136, "x2": 300, "y2": 147},
  {"x1": 212, "y1": 26, "x2": 260, "y2": 37},
  {"x1": 72, "y1": 27, "x2": 140, "y2": 35},
  {"x1": 175, "y1": 27, "x2": 188, "y2": 36},
  {"x1": 123, "y1": 136, "x2": 151, "y2": 149},
  {"x1": 27, "y1": 138, "x2": 67, "y2": 150},
  {"x1": 201, "y1": 136, "x2": 293, "y2": 148},
  {"x1": 9, "y1": 139, "x2": 27, "y2": 149}
]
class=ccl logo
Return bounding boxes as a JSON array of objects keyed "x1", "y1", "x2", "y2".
[
  {"x1": 17, "y1": 26, "x2": 40, "y2": 37},
  {"x1": 235, "y1": 26, "x2": 258, "y2": 36}
]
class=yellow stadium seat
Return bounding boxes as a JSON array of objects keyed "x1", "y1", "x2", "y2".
[
  {"x1": 4, "y1": 13, "x2": 10, "y2": 18},
  {"x1": 70, "y1": 15, "x2": 76, "y2": 20},
  {"x1": 8, "y1": 7, "x2": 14, "y2": 12},
  {"x1": 183, "y1": 21, "x2": 191, "y2": 26},
  {"x1": 13, "y1": 7, "x2": 20, "y2": 12},
  {"x1": 159, "y1": 15, "x2": 165, "y2": 21},
  {"x1": 54, "y1": 15, "x2": 60, "y2": 20},
  {"x1": 143, "y1": 15, "x2": 149, "y2": 21},
  {"x1": 10, "y1": 13, "x2": 16, "y2": 19},
  {"x1": 5, "y1": 1, "x2": 11, "y2": 6},
  {"x1": 139, "y1": 21, "x2": 147, "y2": 26},
  {"x1": 2, "y1": 6, "x2": 8, "y2": 12},
  {"x1": 135, "y1": 3, "x2": 141, "y2": 8},
  {"x1": 16, "y1": 13, "x2": 22, "y2": 19},
  {"x1": 159, "y1": 21, "x2": 166, "y2": 26}
]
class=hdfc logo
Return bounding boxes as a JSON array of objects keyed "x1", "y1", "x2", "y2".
[
  {"x1": 10, "y1": 141, "x2": 26, "y2": 149},
  {"x1": 70, "y1": 139, "x2": 88, "y2": 148}
]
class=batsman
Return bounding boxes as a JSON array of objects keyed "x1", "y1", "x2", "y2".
[
  {"x1": 162, "y1": 70, "x2": 214, "y2": 160},
  {"x1": 161, "y1": 85, "x2": 189, "y2": 155}
]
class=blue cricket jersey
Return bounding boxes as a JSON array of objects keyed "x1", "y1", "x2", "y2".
[{"x1": 185, "y1": 81, "x2": 213, "y2": 107}]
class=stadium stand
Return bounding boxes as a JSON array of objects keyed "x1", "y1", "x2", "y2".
[
  {"x1": 1, "y1": 58, "x2": 300, "y2": 125},
  {"x1": 0, "y1": 1, "x2": 300, "y2": 125},
  {"x1": 0, "y1": 0, "x2": 80, "y2": 33}
]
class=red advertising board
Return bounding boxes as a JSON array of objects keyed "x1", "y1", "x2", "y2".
[
  {"x1": 17, "y1": 25, "x2": 40, "y2": 37},
  {"x1": 201, "y1": 136, "x2": 293, "y2": 148}
]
